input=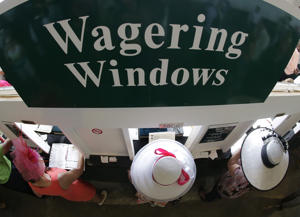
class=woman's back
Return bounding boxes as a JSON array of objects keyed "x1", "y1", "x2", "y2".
[{"x1": 29, "y1": 168, "x2": 96, "y2": 202}]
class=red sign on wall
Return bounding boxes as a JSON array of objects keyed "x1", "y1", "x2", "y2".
[{"x1": 92, "y1": 128, "x2": 103, "y2": 135}]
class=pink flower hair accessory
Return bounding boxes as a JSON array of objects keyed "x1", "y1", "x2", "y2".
[
  {"x1": 11, "y1": 137, "x2": 45, "y2": 181},
  {"x1": 0, "y1": 80, "x2": 11, "y2": 87}
]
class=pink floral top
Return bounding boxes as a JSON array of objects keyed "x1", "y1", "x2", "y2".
[{"x1": 217, "y1": 160, "x2": 250, "y2": 199}]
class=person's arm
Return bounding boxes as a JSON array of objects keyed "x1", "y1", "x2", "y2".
[
  {"x1": 227, "y1": 148, "x2": 241, "y2": 176},
  {"x1": 57, "y1": 152, "x2": 84, "y2": 190},
  {"x1": 31, "y1": 188, "x2": 43, "y2": 198},
  {"x1": 0, "y1": 139, "x2": 12, "y2": 155},
  {"x1": 284, "y1": 49, "x2": 299, "y2": 75}
]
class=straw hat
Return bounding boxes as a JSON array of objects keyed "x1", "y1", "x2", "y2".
[
  {"x1": 130, "y1": 139, "x2": 196, "y2": 202},
  {"x1": 241, "y1": 128, "x2": 289, "y2": 191}
]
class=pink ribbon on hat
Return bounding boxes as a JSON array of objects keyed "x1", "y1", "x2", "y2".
[{"x1": 153, "y1": 148, "x2": 190, "y2": 186}]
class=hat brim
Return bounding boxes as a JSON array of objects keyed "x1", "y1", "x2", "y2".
[
  {"x1": 241, "y1": 128, "x2": 289, "y2": 191},
  {"x1": 130, "y1": 139, "x2": 196, "y2": 201}
]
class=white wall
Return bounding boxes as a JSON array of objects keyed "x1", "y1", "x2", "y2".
[{"x1": 1, "y1": 85, "x2": 300, "y2": 158}]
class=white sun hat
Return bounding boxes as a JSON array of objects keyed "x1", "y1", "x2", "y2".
[
  {"x1": 241, "y1": 127, "x2": 289, "y2": 191},
  {"x1": 130, "y1": 139, "x2": 196, "y2": 202}
]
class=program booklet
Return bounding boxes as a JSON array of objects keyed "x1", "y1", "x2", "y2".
[{"x1": 49, "y1": 143, "x2": 81, "y2": 170}]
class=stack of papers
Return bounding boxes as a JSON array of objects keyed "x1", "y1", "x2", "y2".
[{"x1": 49, "y1": 143, "x2": 81, "y2": 170}]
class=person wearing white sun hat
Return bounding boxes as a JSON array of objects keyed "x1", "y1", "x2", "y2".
[
  {"x1": 200, "y1": 127, "x2": 289, "y2": 201},
  {"x1": 130, "y1": 139, "x2": 196, "y2": 206},
  {"x1": 240, "y1": 127, "x2": 289, "y2": 191}
]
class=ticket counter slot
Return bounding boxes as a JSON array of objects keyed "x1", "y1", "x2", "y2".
[
  {"x1": 187, "y1": 121, "x2": 255, "y2": 159},
  {"x1": 126, "y1": 127, "x2": 190, "y2": 158},
  {"x1": 14, "y1": 122, "x2": 51, "y2": 153}
]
